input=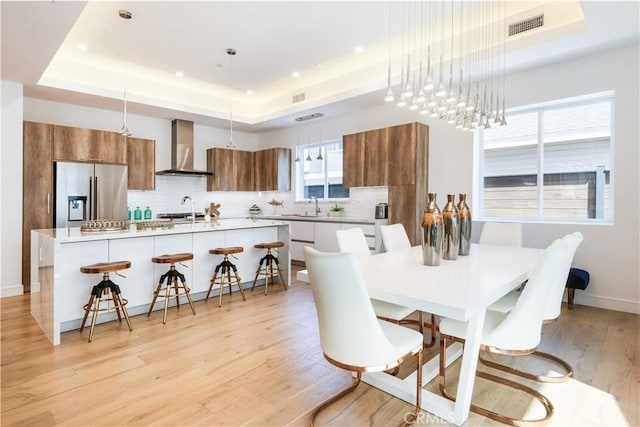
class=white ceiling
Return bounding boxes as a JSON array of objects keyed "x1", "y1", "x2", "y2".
[{"x1": 1, "y1": 1, "x2": 638, "y2": 133}]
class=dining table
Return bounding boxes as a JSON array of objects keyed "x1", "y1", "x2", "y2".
[{"x1": 360, "y1": 243, "x2": 544, "y2": 426}]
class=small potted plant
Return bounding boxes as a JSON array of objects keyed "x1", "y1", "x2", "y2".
[{"x1": 329, "y1": 203, "x2": 344, "y2": 217}]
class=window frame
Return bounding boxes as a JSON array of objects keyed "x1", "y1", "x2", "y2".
[
  {"x1": 294, "y1": 138, "x2": 350, "y2": 202},
  {"x1": 474, "y1": 91, "x2": 615, "y2": 225}
]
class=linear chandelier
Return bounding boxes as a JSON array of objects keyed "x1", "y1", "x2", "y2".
[{"x1": 384, "y1": 0, "x2": 507, "y2": 130}]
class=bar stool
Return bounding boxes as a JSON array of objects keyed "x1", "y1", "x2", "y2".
[
  {"x1": 148, "y1": 253, "x2": 196, "y2": 324},
  {"x1": 207, "y1": 246, "x2": 247, "y2": 307},
  {"x1": 79, "y1": 260, "x2": 133, "y2": 342},
  {"x1": 251, "y1": 241, "x2": 287, "y2": 295}
]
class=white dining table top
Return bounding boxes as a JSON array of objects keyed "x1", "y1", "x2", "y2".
[{"x1": 362, "y1": 243, "x2": 544, "y2": 321}]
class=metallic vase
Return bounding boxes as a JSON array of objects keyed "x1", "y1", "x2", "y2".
[
  {"x1": 421, "y1": 193, "x2": 443, "y2": 266},
  {"x1": 442, "y1": 194, "x2": 460, "y2": 260},
  {"x1": 457, "y1": 193, "x2": 472, "y2": 256}
]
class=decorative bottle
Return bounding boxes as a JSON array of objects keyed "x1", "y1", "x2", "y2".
[
  {"x1": 144, "y1": 206, "x2": 152, "y2": 220},
  {"x1": 134, "y1": 206, "x2": 142, "y2": 220},
  {"x1": 457, "y1": 194, "x2": 472, "y2": 256},
  {"x1": 421, "y1": 193, "x2": 443, "y2": 266},
  {"x1": 127, "y1": 206, "x2": 131, "y2": 220},
  {"x1": 442, "y1": 194, "x2": 460, "y2": 260}
]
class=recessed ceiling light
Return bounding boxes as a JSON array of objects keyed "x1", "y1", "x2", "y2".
[
  {"x1": 354, "y1": 45, "x2": 364, "y2": 53},
  {"x1": 246, "y1": 89, "x2": 253, "y2": 95},
  {"x1": 77, "y1": 43, "x2": 88, "y2": 51},
  {"x1": 316, "y1": 63, "x2": 323, "y2": 68},
  {"x1": 175, "y1": 71, "x2": 184, "y2": 78},
  {"x1": 292, "y1": 71, "x2": 300, "y2": 78}
]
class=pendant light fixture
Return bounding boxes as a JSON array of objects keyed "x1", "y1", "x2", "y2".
[
  {"x1": 316, "y1": 122, "x2": 323, "y2": 160},
  {"x1": 118, "y1": 10, "x2": 132, "y2": 137},
  {"x1": 305, "y1": 123, "x2": 312, "y2": 161},
  {"x1": 226, "y1": 48, "x2": 237, "y2": 149},
  {"x1": 294, "y1": 123, "x2": 301, "y2": 162}
]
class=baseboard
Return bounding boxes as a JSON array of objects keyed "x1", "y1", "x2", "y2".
[
  {"x1": 0, "y1": 284, "x2": 24, "y2": 298},
  {"x1": 567, "y1": 292, "x2": 640, "y2": 314}
]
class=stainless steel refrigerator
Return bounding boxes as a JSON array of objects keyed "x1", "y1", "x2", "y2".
[{"x1": 54, "y1": 162, "x2": 128, "y2": 228}]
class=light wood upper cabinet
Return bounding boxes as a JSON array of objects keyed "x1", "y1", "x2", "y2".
[
  {"x1": 126, "y1": 137, "x2": 156, "y2": 190},
  {"x1": 254, "y1": 148, "x2": 291, "y2": 192},
  {"x1": 23, "y1": 121, "x2": 54, "y2": 292},
  {"x1": 342, "y1": 132, "x2": 364, "y2": 188},
  {"x1": 53, "y1": 125, "x2": 126, "y2": 164}
]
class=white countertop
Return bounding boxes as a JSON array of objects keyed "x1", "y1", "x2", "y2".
[
  {"x1": 256, "y1": 214, "x2": 378, "y2": 224},
  {"x1": 34, "y1": 218, "x2": 289, "y2": 243}
]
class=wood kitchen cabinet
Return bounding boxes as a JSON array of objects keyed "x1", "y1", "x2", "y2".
[
  {"x1": 342, "y1": 128, "x2": 388, "y2": 187},
  {"x1": 53, "y1": 125, "x2": 127, "y2": 164},
  {"x1": 234, "y1": 150, "x2": 255, "y2": 191},
  {"x1": 342, "y1": 122, "x2": 428, "y2": 245},
  {"x1": 23, "y1": 121, "x2": 55, "y2": 292},
  {"x1": 254, "y1": 147, "x2": 291, "y2": 192},
  {"x1": 126, "y1": 137, "x2": 156, "y2": 190},
  {"x1": 206, "y1": 148, "x2": 255, "y2": 191},
  {"x1": 207, "y1": 148, "x2": 235, "y2": 191},
  {"x1": 342, "y1": 132, "x2": 364, "y2": 187}
]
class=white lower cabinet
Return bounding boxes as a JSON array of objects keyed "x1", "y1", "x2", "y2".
[
  {"x1": 109, "y1": 237, "x2": 155, "y2": 311},
  {"x1": 192, "y1": 231, "x2": 227, "y2": 294},
  {"x1": 314, "y1": 222, "x2": 341, "y2": 253}
]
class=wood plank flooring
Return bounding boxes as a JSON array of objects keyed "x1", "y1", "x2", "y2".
[{"x1": 2, "y1": 267, "x2": 638, "y2": 426}]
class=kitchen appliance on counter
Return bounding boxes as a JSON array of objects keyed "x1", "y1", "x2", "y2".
[
  {"x1": 55, "y1": 162, "x2": 128, "y2": 228},
  {"x1": 375, "y1": 203, "x2": 388, "y2": 219}
]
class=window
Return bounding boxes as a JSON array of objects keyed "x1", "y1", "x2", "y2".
[
  {"x1": 295, "y1": 140, "x2": 349, "y2": 200},
  {"x1": 476, "y1": 92, "x2": 613, "y2": 223}
]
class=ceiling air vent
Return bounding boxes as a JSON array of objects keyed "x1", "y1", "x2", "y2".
[
  {"x1": 292, "y1": 93, "x2": 306, "y2": 103},
  {"x1": 509, "y1": 14, "x2": 544, "y2": 37}
]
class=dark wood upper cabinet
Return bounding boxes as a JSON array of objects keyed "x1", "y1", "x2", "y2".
[
  {"x1": 363, "y1": 128, "x2": 388, "y2": 187},
  {"x1": 234, "y1": 150, "x2": 255, "y2": 191},
  {"x1": 342, "y1": 132, "x2": 364, "y2": 188},
  {"x1": 23, "y1": 121, "x2": 54, "y2": 292},
  {"x1": 126, "y1": 137, "x2": 156, "y2": 190},
  {"x1": 387, "y1": 123, "x2": 416, "y2": 186},
  {"x1": 254, "y1": 148, "x2": 291, "y2": 192},
  {"x1": 53, "y1": 125, "x2": 126, "y2": 164}
]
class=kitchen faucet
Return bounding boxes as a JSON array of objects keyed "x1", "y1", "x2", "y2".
[
  {"x1": 181, "y1": 195, "x2": 195, "y2": 226},
  {"x1": 309, "y1": 196, "x2": 320, "y2": 215}
]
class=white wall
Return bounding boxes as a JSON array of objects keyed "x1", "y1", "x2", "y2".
[
  {"x1": 1, "y1": 81, "x2": 24, "y2": 296},
  {"x1": 2, "y1": 42, "x2": 639, "y2": 312}
]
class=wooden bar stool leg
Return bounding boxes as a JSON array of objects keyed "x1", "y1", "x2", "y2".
[
  {"x1": 114, "y1": 293, "x2": 133, "y2": 331},
  {"x1": 251, "y1": 256, "x2": 265, "y2": 291},
  {"x1": 177, "y1": 275, "x2": 196, "y2": 315},
  {"x1": 162, "y1": 276, "x2": 172, "y2": 324},
  {"x1": 88, "y1": 295, "x2": 102, "y2": 343},
  {"x1": 274, "y1": 258, "x2": 287, "y2": 291},
  {"x1": 234, "y1": 269, "x2": 246, "y2": 301},
  {"x1": 80, "y1": 294, "x2": 95, "y2": 332},
  {"x1": 207, "y1": 268, "x2": 220, "y2": 301},
  {"x1": 148, "y1": 278, "x2": 164, "y2": 317}
]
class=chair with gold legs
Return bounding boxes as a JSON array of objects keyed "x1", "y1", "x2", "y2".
[
  {"x1": 251, "y1": 242, "x2": 287, "y2": 295},
  {"x1": 148, "y1": 253, "x2": 196, "y2": 324},
  {"x1": 439, "y1": 238, "x2": 570, "y2": 425},
  {"x1": 79, "y1": 260, "x2": 133, "y2": 342},
  {"x1": 207, "y1": 246, "x2": 246, "y2": 307},
  {"x1": 304, "y1": 247, "x2": 424, "y2": 426},
  {"x1": 482, "y1": 232, "x2": 583, "y2": 383},
  {"x1": 337, "y1": 226, "x2": 435, "y2": 348}
]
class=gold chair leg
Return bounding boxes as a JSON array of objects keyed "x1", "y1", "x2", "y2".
[
  {"x1": 87, "y1": 297, "x2": 101, "y2": 342},
  {"x1": 114, "y1": 293, "x2": 133, "y2": 331},
  {"x1": 479, "y1": 350, "x2": 573, "y2": 383},
  {"x1": 182, "y1": 280, "x2": 196, "y2": 315},
  {"x1": 80, "y1": 294, "x2": 95, "y2": 332},
  {"x1": 251, "y1": 261, "x2": 262, "y2": 291},
  {"x1": 310, "y1": 373, "x2": 361, "y2": 427},
  {"x1": 401, "y1": 346, "x2": 423, "y2": 427},
  {"x1": 439, "y1": 335, "x2": 554, "y2": 426},
  {"x1": 147, "y1": 281, "x2": 162, "y2": 316},
  {"x1": 162, "y1": 277, "x2": 172, "y2": 324},
  {"x1": 234, "y1": 270, "x2": 246, "y2": 301},
  {"x1": 206, "y1": 270, "x2": 219, "y2": 301}
]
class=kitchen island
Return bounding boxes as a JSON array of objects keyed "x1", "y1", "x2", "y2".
[{"x1": 31, "y1": 218, "x2": 290, "y2": 345}]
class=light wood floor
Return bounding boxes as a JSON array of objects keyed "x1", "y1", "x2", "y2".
[{"x1": 2, "y1": 267, "x2": 638, "y2": 426}]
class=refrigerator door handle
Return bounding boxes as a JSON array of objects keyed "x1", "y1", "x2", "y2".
[
  {"x1": 94, "y1": 176, "x2": 99, "y2": 220},
  {"x1": 88, "y1": 176, "x2": 93, "y2": 220}
]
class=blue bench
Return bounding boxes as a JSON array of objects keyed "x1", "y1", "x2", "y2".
[{"x1": 565, "y1": 268, "x2": 590, "y2": 309}]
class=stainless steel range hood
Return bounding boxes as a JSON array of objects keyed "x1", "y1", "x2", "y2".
[{"x1": 156, "y1": 119, "x2": 212, "y2": 176}]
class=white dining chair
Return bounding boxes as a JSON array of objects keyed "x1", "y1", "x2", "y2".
[
  {"x1": 380, "y1": 223, "x2": 412, "y2": 252},
  {"x1": 379, "y1": 223, "x2": 437, "y2": 346},
  {"x1": 482, "y1": 231, "x2": 584, "y2": 382},
  {"x1": 479, "y1": 222, "x2": 523, "y2": 247},
  {"x1": 303, "y1": 247, "x2": 424, "y2": 425},
  {"x1": 438, "y1": 238, "x2": 570, "y2": 425},
  {"x1": 336, "y1": 227, "x2": 431, "y2": 347}
]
